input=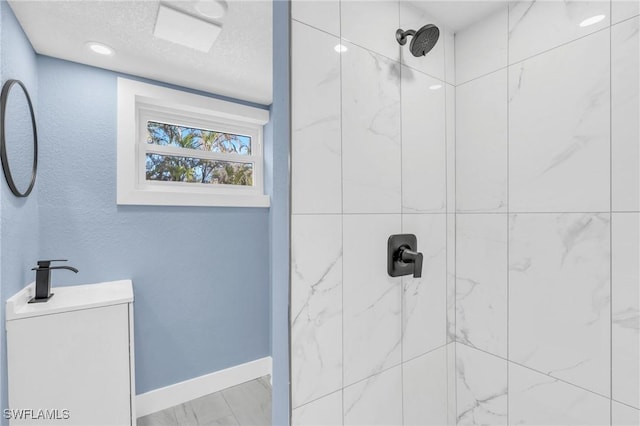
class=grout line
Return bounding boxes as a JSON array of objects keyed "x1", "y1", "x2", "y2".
[
  {"x1": 455, "y1": 341, "x2": 614, "y2": 402},
  {"x1": 338, "y1": 1, "x2": 345, "y2": 424},
  {"x1": 291, "y1": 18, "x2": 339, "y2": 40},
  {"x1": 455, "y1": 211, "x2": 614, "y2": 215},
  {"x1": 444, "y1": 21, "x2": 450, "y2": 342},
  {"x1": 611, "y1": 12, "x2": 640, "y2": 27},
  {"x1": 397, "y1": 5, "x2": 405, "y2": 425},
  {"x1": 505, "y1": 2, "x2": 511, "y2": 424},
  {"x1": 288, "y1": 211, "x2": 636, "y2": 217},
  {"x1": 457, "y1": 66, "x2": 509, "y2": 88},
  {"x1": 343, "y1": 342, "x2": 451, "y2": 392},
  {"x1": 453, "y1": 338, "x2": 458, "y2": 424},
  {"x1": 444, "y1": 30, "x2": 451, "y2": 422},
  {"x1": 609, "y1": 5, "x2": 614, "y2": 423},
  {"x1": 457, "y1": 24, "x2": 613, "y2": 88},
  {"x1": 291, "y1": 388, "x2": 344, "y2": 413},
  {"x1": 453, "y1": 41, "x2": 459, "y2": 422},
  {"x1": 450, "y1": 23, "x2": 458, "y2": 423},
  {"x1": 401, "y1": 58, "x2": 451, "y2": 85},
  {"x1": 293, "y1": 211, "x2": 447, "y2": 216},
  {"x1": 611, "y1": 399, "x2": 640, "y2": 411},
  {"x1": 402, "y1": 342, "x2": 451, "y2": 371}
]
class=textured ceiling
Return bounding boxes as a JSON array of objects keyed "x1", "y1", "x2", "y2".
[
  {"x1": 411, "y1": 0, "x2": 506, "y2": 32},
  {"x1": 8, "y1": 0, "x2": 273, "y2": 105}
]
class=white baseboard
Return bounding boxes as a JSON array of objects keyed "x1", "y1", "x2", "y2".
[{"x1": 135, "y1": 356, "x2": 272, "y2": 418}]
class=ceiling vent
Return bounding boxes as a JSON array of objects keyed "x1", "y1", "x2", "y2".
[{"x1": 153, "y1": 4, "x2": 222, "y2": 52}]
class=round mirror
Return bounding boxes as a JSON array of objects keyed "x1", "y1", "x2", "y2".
[{"x1": 0, "y1": 79, "x2": 38, "y2": 198}]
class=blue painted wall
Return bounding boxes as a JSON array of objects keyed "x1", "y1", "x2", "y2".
[
  {"x1": 0, "y1": 0, "x2": 40, "y2": 418},
  {"x1": 36, "y1": 56, "x2": 272, "y2": 394},
  {"x1": 0, "y1": 0, "x2": 289, "y2": 419}
]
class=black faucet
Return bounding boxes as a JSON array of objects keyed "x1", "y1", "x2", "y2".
[{"x1": 29, "y1": 260, "x2": 79, "y2": 303}]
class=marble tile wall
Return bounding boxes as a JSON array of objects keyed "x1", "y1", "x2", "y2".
[
  {"x1": 292, "y1": 0, "x2": 639, "y2": 424},
  {"x1": 291, "y1": 0, "x2": 455, "y2": 424},
  {"x1": 454, "y1": 1, "x2": 640, "y2": 425}
]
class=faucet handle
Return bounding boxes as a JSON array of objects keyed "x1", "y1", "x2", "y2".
[
  {"x1": 36, "y1": 259, "x2": 69, "y2": 268},
  {"x1": 399, "y1": 247, "x2": 423, "y2": 278}
]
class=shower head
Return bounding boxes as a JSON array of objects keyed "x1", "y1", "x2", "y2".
[{"x1": 396, "y1": 24, "x2": 440, "y2": 57}]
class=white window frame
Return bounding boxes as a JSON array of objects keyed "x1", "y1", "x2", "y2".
[{"x1": 117, "y1": 78, "x2": 270, "y2": 207}]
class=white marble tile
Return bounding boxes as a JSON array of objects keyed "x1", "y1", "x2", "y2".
[
  {"x1": 291, "y1": 0, "x2": 340, "y2": 36},
  {"x1": 446, "y1": 342, "x2": 457, "y2": 425},
  {"x1": 401, "y1": 66, "x2": 446, "y2": 213},
  {"x1": 455, "y1": 4, "x2": 508, "y2": 84},
  {"x1": 508, "y1": 0, "x2": 610, "y2": 64},
  {"x1": 509, "y1": 213, "x2": 611, "y2": 397},
  {"x1": 455, "y1": 344, "x2": 508, "y2": 425},
  {"x1": 402, "y1": 214, "x2": 447, "y2": 360},
  {"x1": 456, "y1": 70, "x2": 508, "y2": 212},
  {"x1": 508, "y1": 30, "x2": 610, "y2": 213},
  {"x1": 292, "y1": 22, "x2": 342, "y2": 214},
  {"x1": 291, "y1": 215, "x2": 343, "y2": 407},
  {"x1": 509, "y1": 362, "x2": 611, "y2": 425},
  {"x1": 612, "y1": 16, "x2": 640, "y2": 212},
  {"x1": 613, "y1": 0, "x2": 640, "y2": 23},
  {"x1": 402, "y1": 347, "x2": 448, "y2": 426},
  {"x1": 446, "y1": 83, "x2": 455, "y2": 213},
  {"x1": 343, "y1": 366, "x2": 402, "y2": 426},
  {"x1": 341, "y1": 0, "x2": 400, "y2": 61},
  {"x1": 444, "y1": 30, "x2": 455, "y2": 85},
  {"x1": 343, "y1": 214, "x2": 401, "y2": 386},
  {"x1": 399, "y1": 1, "x2": 446, "y2": 80},
  {"x1": 341, "y1": 42, "x2": 401, "y2": 214},
  {"x1": 612, "y1": 213, "x2": 640, "y2": 408},
  {"x1": 455, "y1": 214, "x2": 508, "y2": 358},
  {"x1": 446, "y1": 214, "x2": 456, "y2": 343},
  {"x1": 292, "y1": 391, "x2": 343, "y2": 426},
  {"x1": 613, "y1": 401, "x2": 640, "y2": 426}
]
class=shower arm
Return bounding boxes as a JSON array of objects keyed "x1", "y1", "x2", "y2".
[{"x1": 396, "y1": 29, "x2": 416, "y2": 46}]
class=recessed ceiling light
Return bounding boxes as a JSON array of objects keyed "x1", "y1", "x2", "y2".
[
  {"x1": 86, "y1": 41, "x2": 115, "y2": 56},
  {"x1": 195, "y1": 0, "x2": 227, "y2": 19},
  {"x1": 429, "y1": 84, "x2": 443, "y2": 90},
  {"x1": 579, "y1": 14, "x2": 606, "y2": 27},
  {"x1": 334, "y1": 44, "x2": 348, "y2": 53}
]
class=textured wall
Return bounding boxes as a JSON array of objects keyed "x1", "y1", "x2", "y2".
[
  {"x1": 0, "y1": 1, "x2": 40, "y2": 421},
  {"x1": 454, "y1": 1, "x2": 639, "y2": 424},
  {"x1": 289, "y1": 1, "x2": 457, "y2": 424}
]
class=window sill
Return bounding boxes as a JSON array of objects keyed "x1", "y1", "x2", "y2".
[{"x1": 117, "y1": 188, "x2": 270, "y2": 208}]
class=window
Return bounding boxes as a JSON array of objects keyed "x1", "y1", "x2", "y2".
[{"x1": 117, "y1": 78, "x2": 270, "y2": 207}]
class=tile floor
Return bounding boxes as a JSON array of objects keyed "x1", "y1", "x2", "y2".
[{"x1": 137, "y1": 376, "x2": 272, "y2": 426}]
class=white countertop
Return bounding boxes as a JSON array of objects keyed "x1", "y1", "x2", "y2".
[{"x1": 6, "y1": 279, "x2": 133, "y2": 321}]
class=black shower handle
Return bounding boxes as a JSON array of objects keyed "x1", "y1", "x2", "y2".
[
  {"x1": 388, "y1": 234, "x2": 424, "y2": 278},
  {"x1": 399, "y1": 246, "x2": 423, "y2": 278}
]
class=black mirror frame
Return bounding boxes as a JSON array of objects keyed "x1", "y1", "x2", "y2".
[{"x1": 0, "y1": 79, "x2": 38, "y2": 198}]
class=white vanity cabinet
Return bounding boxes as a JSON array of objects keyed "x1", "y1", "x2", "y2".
[{"x1": 5, "y1": 280, "x2": 135, "y2": 426}]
